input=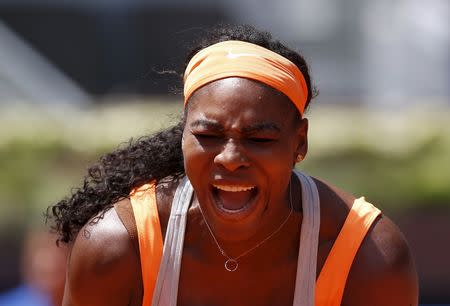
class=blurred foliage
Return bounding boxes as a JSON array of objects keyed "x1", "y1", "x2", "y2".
[
  {"x1": 0, "y1": 99, "x2": 449, "y2": 228},
  {"x1": 300, "y1": 103, "x2": 450, "y2": 214}
]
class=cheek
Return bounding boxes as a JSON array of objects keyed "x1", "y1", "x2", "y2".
[
  {"x1": 252, "y1": 140, "x2": 295, "y2": 167},
  {"x1": 256, "y1": 141, "x2": 296, "y2": 186},
  {"x1": 264, "y1": 158, "x2": 293, "y2": 186},
  {"x1": 182, "y1": 134, "x2": 211, "y2": 178}
]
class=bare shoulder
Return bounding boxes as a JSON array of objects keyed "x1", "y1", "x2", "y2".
[
  {"x1": 312, "y1": 177, "x2": 418, "y2": 306},
  {"x1": 343, "y1": 214, "x2": 419, "y2": 306},
  {"x1": 156, "y1": 176, "x2": 181, "y2": 207},
  {"x1": 155, "y1": 177, "x2": 182, "y2": 237},
  {"x1": 63, "y1": 199, "x2": 141, "y2": 306},
  {"x1": 312, "y1": 177, "x2": 356, "y2": 241}
]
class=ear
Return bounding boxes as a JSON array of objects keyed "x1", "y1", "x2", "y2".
[{"x1": 293, "y1": 118, "x2": 308, "y2": 164}]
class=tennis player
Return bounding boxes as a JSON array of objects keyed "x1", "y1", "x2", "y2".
[{"x1": 48, "y1": 24, "x2": 418, "y2": 306}]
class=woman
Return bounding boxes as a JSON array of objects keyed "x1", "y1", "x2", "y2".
[{"x1": 48, "y1": 25, "x2": 418, "y2": 306}]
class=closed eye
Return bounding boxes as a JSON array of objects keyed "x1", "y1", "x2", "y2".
[
  {"x1": 248, "y1": 137, "x2": 275, "y2": 143},
  {"x1": 193, "y1": 133, "x2": 221, "y2": 140}
]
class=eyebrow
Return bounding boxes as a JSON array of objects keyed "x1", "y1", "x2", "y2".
[
  {"x1": 190, "y1": 119, "x2": 281, "y2": 134},
  {"x1": 190, "y1": 119, "x2": 224, "y2": 132},
  {"x1": 242, "y1": 122, "x2": 281, "y2": 134}
]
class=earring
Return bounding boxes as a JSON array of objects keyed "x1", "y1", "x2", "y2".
[{"x1": 296, "y1": 154, "x2": 303, "y2": 163}]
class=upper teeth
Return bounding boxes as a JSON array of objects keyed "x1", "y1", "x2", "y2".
[{"x1": 213, "y1": 185, "x2": 255, "y2": 192}]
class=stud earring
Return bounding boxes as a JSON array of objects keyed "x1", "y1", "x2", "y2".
[{"x1": 296, "y1": 154, "x2": 303, "y2": 163}]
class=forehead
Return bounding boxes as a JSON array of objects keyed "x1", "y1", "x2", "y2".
[{"x1": 186, "y1": 77, "x2": 296, "y2": 128}]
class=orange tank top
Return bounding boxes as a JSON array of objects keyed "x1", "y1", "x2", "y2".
[{"x1": 130, "y1": 183, "x2": 381, "y2": 306}]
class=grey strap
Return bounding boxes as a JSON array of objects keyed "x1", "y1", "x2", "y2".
[
  {"x1": 152, "y1": 177, "x2": 193, "y2": 306},
  {"x1": 293, "y1": 170, "x2": 321, "y2": 306}
]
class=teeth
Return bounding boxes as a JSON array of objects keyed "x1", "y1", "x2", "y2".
[{"x1": 213, "y1": 184, "x2": 255, "y2": 192}]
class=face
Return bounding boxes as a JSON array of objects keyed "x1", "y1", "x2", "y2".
[{"x1": 182, "y1": 77, "x2": 308, "y2": 242}]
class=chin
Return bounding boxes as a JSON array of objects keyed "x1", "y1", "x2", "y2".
[{"x1": 200, "y1": 184, "x2": 268, "y2": 241}]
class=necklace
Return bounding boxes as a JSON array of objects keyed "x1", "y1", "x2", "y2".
[{"x1": 198, "y1": 179, "x2": 293, "y2": 272}]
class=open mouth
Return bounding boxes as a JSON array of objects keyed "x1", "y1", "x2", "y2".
[{"x1": 211, "y1": 184, "x2": 258, "y2": 214}]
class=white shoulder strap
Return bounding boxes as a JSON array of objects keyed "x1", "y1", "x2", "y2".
[
  {"x1": 152, "y1": 177, "x2": 193, "y2": 306},
  {"x1": 293, "y1": 170, "x2": 321, "y2": 306}
]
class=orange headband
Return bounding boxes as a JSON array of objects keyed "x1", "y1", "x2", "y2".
[{"x1": 183, "y1": 40, "x2": 308, "y2": 115}]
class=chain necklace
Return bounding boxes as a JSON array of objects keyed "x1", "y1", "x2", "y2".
[{"x1": 198, "y1": 180, "x2": 293, "y2": 272}]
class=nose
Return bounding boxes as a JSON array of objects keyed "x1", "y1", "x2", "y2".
[{"x1": 214, "y1": 139, "x2": 250, "y2": 172}]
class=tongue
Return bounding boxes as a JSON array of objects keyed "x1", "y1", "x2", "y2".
[{"x1": 217, "y1": 189, "x2": 253, "y2": 210}]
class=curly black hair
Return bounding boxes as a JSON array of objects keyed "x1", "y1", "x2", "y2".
[{"x1": 46, "y1": 24, "x2": 317, "y2": 244}]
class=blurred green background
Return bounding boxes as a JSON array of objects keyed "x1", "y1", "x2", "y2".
[{"x1": 2, "y1": 101, "x2": 449, "y2": 226}]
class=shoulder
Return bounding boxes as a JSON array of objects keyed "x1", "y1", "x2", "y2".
[
  {"x1": 63, "y1": 200, "x2": 141, "y2": 306},
  {"x1": 155, "y1": 177, "x2": 182, "y2": 237},
  {"x1": 312, "y1": 177, "x2": 355, "y2": 241},
  {"x1": 312, "y1": 177, "x2": 418, "y2": 306},
  {"x1": 343, "y1": 214, "x2": 419, "y2": 305}
]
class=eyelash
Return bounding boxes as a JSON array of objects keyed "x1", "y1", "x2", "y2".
[
  {"x1": 194, "y1": 133, "x2": 274, "y2": 144},
  {"x1": 195, "y1": 133, "x2": 219, "y2": 139},
  {"x1": 248, "y1": 137, "x2": 274, "y2": 143}
]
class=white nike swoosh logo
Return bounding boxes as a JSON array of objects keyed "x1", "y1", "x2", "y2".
[{"x1": 227, "y1": 51, "x2": 257, "y2": 59}]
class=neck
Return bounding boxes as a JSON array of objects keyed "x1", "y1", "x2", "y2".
[
  {"x1": 184, "y1": 172, "x2": 304, "y2": 269},
  {"x1": 185, "y1": 201, "x2": 302, "y2": 268}
]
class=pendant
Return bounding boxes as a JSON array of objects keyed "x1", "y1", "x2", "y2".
[{"x1": 225, "y1": 259, "x2": 238, "y2": 272}]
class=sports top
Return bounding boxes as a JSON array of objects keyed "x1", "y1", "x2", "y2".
[{"x1": 124, "y1": 171, "x2": 381, "y2": 306}]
